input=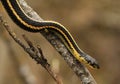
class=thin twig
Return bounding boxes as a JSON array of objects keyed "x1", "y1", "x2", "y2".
[{"x1": 0, "y1": 15, "x2": 63, "y2": 84}]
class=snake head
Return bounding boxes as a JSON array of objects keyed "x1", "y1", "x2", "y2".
[{"x1": 84, "y1": 54, "x2": 100, "y2": 69}]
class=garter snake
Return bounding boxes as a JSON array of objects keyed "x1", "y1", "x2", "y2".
[{"x1": 1, "y1": 0, "x2": 99, "y2": 69}]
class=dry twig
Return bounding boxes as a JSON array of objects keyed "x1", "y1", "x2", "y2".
[{"x1": 0, "y1": 15, "x2": 63, "y2": 84}]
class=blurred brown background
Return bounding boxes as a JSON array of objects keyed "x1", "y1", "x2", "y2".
[{"x1": 0, "y1": 0, "x2": 120, "y2": 84}]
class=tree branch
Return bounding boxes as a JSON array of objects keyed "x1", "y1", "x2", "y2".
[{"x1": 18, "y1": 0, "x2": 98, "y2": 84}]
